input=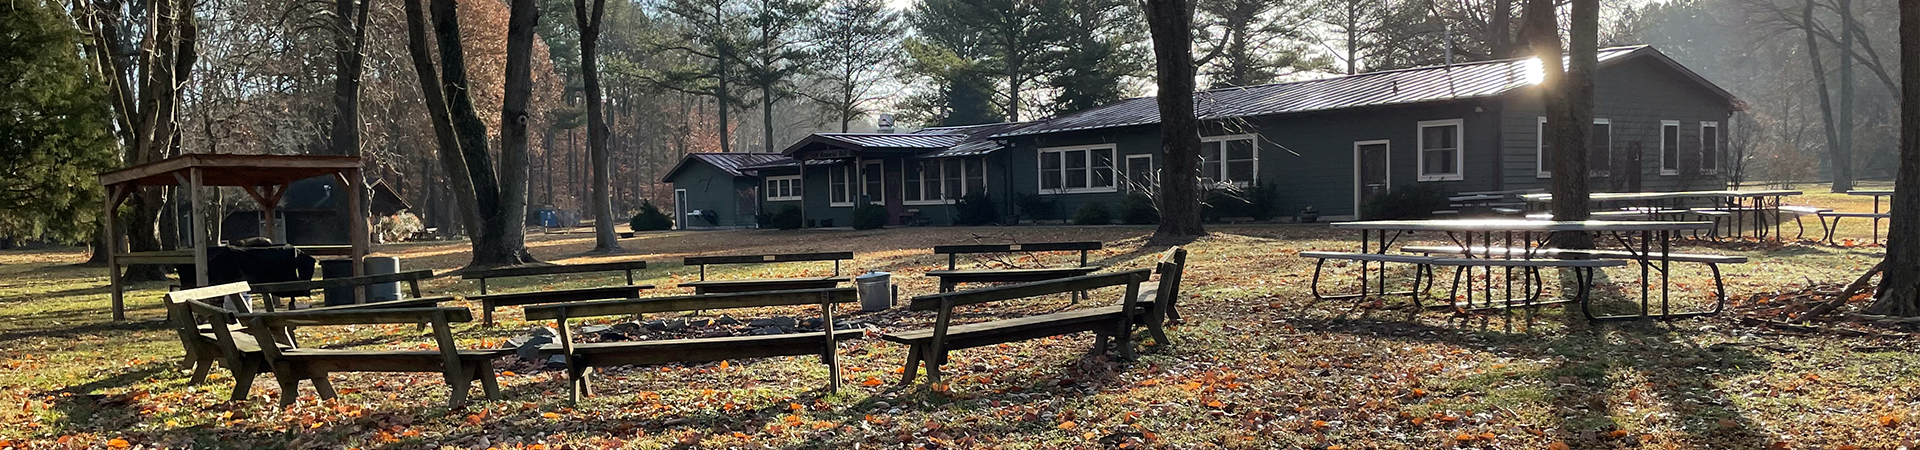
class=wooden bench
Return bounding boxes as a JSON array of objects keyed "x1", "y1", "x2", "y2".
[
  {"x1": 249, "y1": 269, "x2": 437, "y2": 311},
  {"x1": 677, "y1": 252, "x2": 854, "y2": 294},
  {"x1": 1300, "y1": 251, "x2": 1436, "y2": 304},
  {"x1": 235, "y1": 307, "x2": 512, "y2": 408},
  {"x1": 926, "y1": 242, "x2": 1104, "y2": 292},
  {"x1": 167, "y1": 282, "x2": 274, "y2": 401},
  {"x1": 525, "y1": 288, "x2": 862, "y2": 404},
  {"x1": 462, "y1": 260, "x2": 651, "y2": 294},
  {"x1": 883, "y1": 268, "x2": 1154, "y2": 388},
  {"x1": 461, "y1": 261, "x2": 655, "y2": 325}
]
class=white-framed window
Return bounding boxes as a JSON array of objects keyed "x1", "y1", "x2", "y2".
[
  {"x1": 904, "y1": 158, "x2": 987, "y2": 204},
  {"x1": 765, "y1": 175, "x2": 802, "y2": 201},
  {"x1": 1201, "y1": 134, "x2": 1259, "y2": 186},
  {"x1": 1699, "y1": 121, "x2": 1719, "y2": 174},
  {"x1": 828, "y1": 164, "x2": 854, "y2": 206},
  {"x1": 1660, "y1": 120, "x2": 1681, "y2": 175},
  {"x1": 1417, "y1": 119, "x2": 1464, "y2": 181},
  {"x1": 1590, "y1": 119, "x2": 1612, "y2": 177},
  {"x1": 861, "y1": 160, "x2": 883, "y2": 205},
  {"x1": 1124, "y1": 154, "x2": 1155, "y2": 191},
  {"x1": 1037, "y1": 144, "x2": 1116, "y2": 194},
  {"x1": 1541, "y1": 117, "x2": 1614, "y2": 178}
]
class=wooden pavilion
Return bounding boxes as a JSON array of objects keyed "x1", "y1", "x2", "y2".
[{"x1": 99, "y1": 154, "x2": 370, "y2": 321}]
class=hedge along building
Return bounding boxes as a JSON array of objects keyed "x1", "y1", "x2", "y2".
[{"x1": 671, "y1": 45, "x2": 1737, "y2": 227}]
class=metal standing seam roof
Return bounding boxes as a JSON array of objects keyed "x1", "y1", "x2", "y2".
[
  {"x1": 994, "y1": 46, "x2": 1652, "y2": 138},
  {"x1": 661, "y1": 153, "x2": 794, "y2": 183},
  {"x1": 809, "y1": 133, "x2": 970, "y2": 149}
]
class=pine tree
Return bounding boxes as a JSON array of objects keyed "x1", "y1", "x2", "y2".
[
  {"x1": 1049, "y1": 0, "x2": 1145, "y2": 114},
  {"x1": 807, "y1": 0, "x2": 902, "y2": 132},
  {"x1": 1, "y1": 0, "x2": 117, "y2": 243},
  {"x1": 900, "y1": 38, "x2": 1002, "y2": 126},
  {"x1": 1194, "y1": 0, "x2": 1329, "y2": 87},
  {"x1": 909, "y1": 0, "x2": 1071, "y2": 121}
]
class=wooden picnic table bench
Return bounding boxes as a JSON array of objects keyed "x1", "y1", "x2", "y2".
[
  {"x1": 1401, "y1": 245, "x2": 1740, "y2": 316},
  {"x1": 461, "y1": 260, "x2": 651, "y2": 294},
  {"x1": 925, "y1": 242, "x2": 1104, "y2": 292},
  {"x1": 884, "y1": 257, "x2": 1173, "y2": 388},
  {"x1": 678, "y1": 252, "x2": 854, "y2": 294},
  {"x1": 1777, "y1": 206, "x2": 1832, "y2": 240},
  {"x1": 233, "y1": 306, "x2": 512, "y2": 408},
  {"x1": 525, "y1": 288, "x2": 862, "y2": 404},
  {"x1": 460, "y1": 261, "x2": 655, "y2": 325},
  {"x1": 249, "y1": 269, "x2": 437, "y2": 311},
  {"x1": 167, "y1": 282, "x2": 276, "y2": 402}
]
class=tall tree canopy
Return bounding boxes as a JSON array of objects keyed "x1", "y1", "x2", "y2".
[
  {"x1": 909, "y1": 0, "x2": 1071, "y2": 122},
  {"x1": 1, "y1": 0, "x2": 117, "y2": 243}
]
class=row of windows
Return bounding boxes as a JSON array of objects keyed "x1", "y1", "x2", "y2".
[
  {"x1": 772, "y1": 118, "x2": 1723, "y2": 203},
  {"x1": 1535, "y1": 117, "x2": 1721, "y2": 178}
]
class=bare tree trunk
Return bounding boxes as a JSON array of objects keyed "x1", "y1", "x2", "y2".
[
  {"x1": 402, "y1": 0, "x2": 480, "y2": 242},
  {"x1": 498, "y1": 0, "x2": 539, "y2": 261},
  {"x1": 1804, "y1": 0, "x2": 1850, "y2": 192},
  {"x1": 714, "y1": 0, "x2": 733, "y2": 153},
  {"x1": 1550, "y1": 0, "x2": 1597, "y2": 249},
  {"x1": 1145, "y1": 0, "x2": 1205, "y2": 242},
  {"x1": 1865, "y1": 0, "x2": 1919, "y2": 317},
  {"x1": 433, "y1": 0, "x2": 526, "y2": 267},
  {"x1": 330, "y1": 0, "x2": 372, "y2": 157},
  {"x1": 1490, "y1": 0, "x2": 1513, "y2": 58},
  {"x1": 577, "y1": 0, "x2": 620, "y2": 253},
  {"x1": 1836, "y1": 0, "x2": 1856, "y2": 192}
]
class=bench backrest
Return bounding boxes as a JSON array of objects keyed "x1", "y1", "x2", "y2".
[
  {"x1": 238, "y1": 307, "x2": 474, "y2": 368},
  {"x1": 525, "y1": 287, "x2": 858, "y2": 320},
  {"x1": 168, "y1": 282, "x2": 251, "y2": 362},
  {"x1": 459, "y1": 261, "x2": 649, "y2": 294},
  {"x1": 682, "y1": 252, "x2": 854, "y2": 280},
  {"x1": 1148, "y1": 247, "x2": 1188, "y2": 319},
  {"x1": 908, "y1": 268, "x2": 1150, "y2": 311},
  {"x1": 932, "y1": 241, "x2": 1102, "y2": 269},
  {"x1": 248, "y1": 270, "x2": 435, "y2": 311},
  {"x1": 460, "y1": 261, "x2": 649, "y2": 280}
]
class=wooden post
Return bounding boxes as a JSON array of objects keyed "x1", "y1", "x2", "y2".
[
  {"x1": 106, "y1": 184, "x2": 125, "y2": 321},
  {"x1": 190, "y1": 168, "x2": 210, "y2": 288},
  {"x1": 339, "y1": 170, "x2": 369, "y2": 304}
]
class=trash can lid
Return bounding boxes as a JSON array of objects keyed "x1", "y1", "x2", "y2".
[{"x1": 856, "y1": 271, "x2": 891, "y2": 279}]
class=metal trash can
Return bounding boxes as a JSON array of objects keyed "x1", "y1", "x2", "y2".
[
  {"x1": 365, "y1": 256, "x2": 401, "y2": 302},
  {"x1": 855, "y1": 272, "x2": 893, "y2": 312}
]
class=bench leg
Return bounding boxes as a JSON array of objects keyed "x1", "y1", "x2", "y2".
[
  {"x1": 925, "y1": 351, "x2": 945, "y2": 387},
  {"x1": 229, "y1": 358, "x2": 259, "y2": 402},
  {"x1": 475, "y1": 363, "x2": 501, "y2": 401},
  {"x1": 1090, "y1": 330, "x2": 1111, "y2": 359},
  {"x1": 446, "y1": 369, "x2": 471, "y2": 409},
  {"x1": 188, "y1": 357, "x2": 213, "y2": 385},
  {"x1": 275, "y1": 376, "x2": 300, "y2": 406},
  {"x1": 898, "y1": 345, "x2": 921, "y2": 386},
  {"x1": 1116, "y1": 321, "x2": 1135, "y2": 361},
  {"x1": 310, "y1": 373, "x2": 337, "y2": 401},
  {"x1": 482, "y1": 301, "x2": 495, "y2": 327}
]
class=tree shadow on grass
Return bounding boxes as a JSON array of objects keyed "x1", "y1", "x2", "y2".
[{"x1": 1306, "y1": 312, "x2": 1776, "y2": 449}]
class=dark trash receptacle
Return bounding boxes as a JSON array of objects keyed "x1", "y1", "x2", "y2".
[{"x1": 319, "y1": 259, "x2": 354, "y2": 306}]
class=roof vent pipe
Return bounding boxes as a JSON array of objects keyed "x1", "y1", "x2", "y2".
[{"x1": 877, "y1": 113, "x2": 896, "y2": 134}]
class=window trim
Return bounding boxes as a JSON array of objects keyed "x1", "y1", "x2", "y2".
[
  {"x1": 828, "y1": 164, "x2": 855, "y2": 207},
  {"x1": 861, "y1": 159, "x2": 884, "y2": 205},
  {"x1": 1591, "y1": 118, "x2": 1612, "y2": 177},
  {"x1": 1201, "y1": 133, "x2": 1260, "y2": 186},
  {"x1": 903, "y1": 158, "x2": 988, "y2": 206},
  {"x1": 1036, "y1": 144, "x2": 1119, "y2": 195},
  {"x1": 1699, "y1": 121, "x2": 1720, "y2": 175},
  {"x1": 1417, "y1": 119, "x2": 1465, "y2": 181},
  {"x1": 1536, "y1": 116, "x2": 1550, "y2": 179},
  {"x1": 765, "y1": 175, "x2": 802, "y2": 201},
  {"x1": 1123, "y1": 154, "x2": 1154, "y2": 191},
  {"x1": 1660, "y1": 120, "x2": 1681, "y2": 176}
]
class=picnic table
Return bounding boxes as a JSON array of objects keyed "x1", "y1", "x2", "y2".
[
  {"x1": 1325, "y1": 219, "x2": 1720, "y2": 320},
  {"x1": 1521, "y1": 190, "x2": 1801, "y2": 240},
  {"x1": 1831, "y1": 189, "x2": 1895, "y2": 244}
]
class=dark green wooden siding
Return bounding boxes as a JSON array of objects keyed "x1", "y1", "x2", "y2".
[
  {"x1": 1498, "y1": 57, "x2": 1735, "y2": 192},
  {"x1": 664, "y1": 162, "x2": 758, "y2": 228}
]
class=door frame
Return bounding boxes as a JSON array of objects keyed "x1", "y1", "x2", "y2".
[
  {"x1": 1353, "y1": 140, "x2": 1391, "y2": 219},
  {"x1": 673, "y1": 189, "x2": 688, "y2": 230}
]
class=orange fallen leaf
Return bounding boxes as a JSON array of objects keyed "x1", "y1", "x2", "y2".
[
  {"x1": 1455, "y1": 433, "x2": 1477, "y2": 442},
  {"x1": 1410, "y1": 388, "x2": 1427, "y2": 398},
  {"x1": 541, "y1": 412, "x2": 560, "y2": 419},
  {"x1": 1548, "y1": 442, "x2": 1571, "y2": 450},
  {"x1": 1879, "y1": 415, "x2": 1900, "y2": 427},
  {"x1": 107, "y1": 438, "x2": 131, "y2": 449},
  {"x1": 1607, "y1": 430, "x2": 1629, "y2": 438},
  {"x1": 1057, "y1": 420, "x2": 1077, "y2": 430},
  {"x1": 860, "y1": 377, "x2": 884, "y2": 386}
]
